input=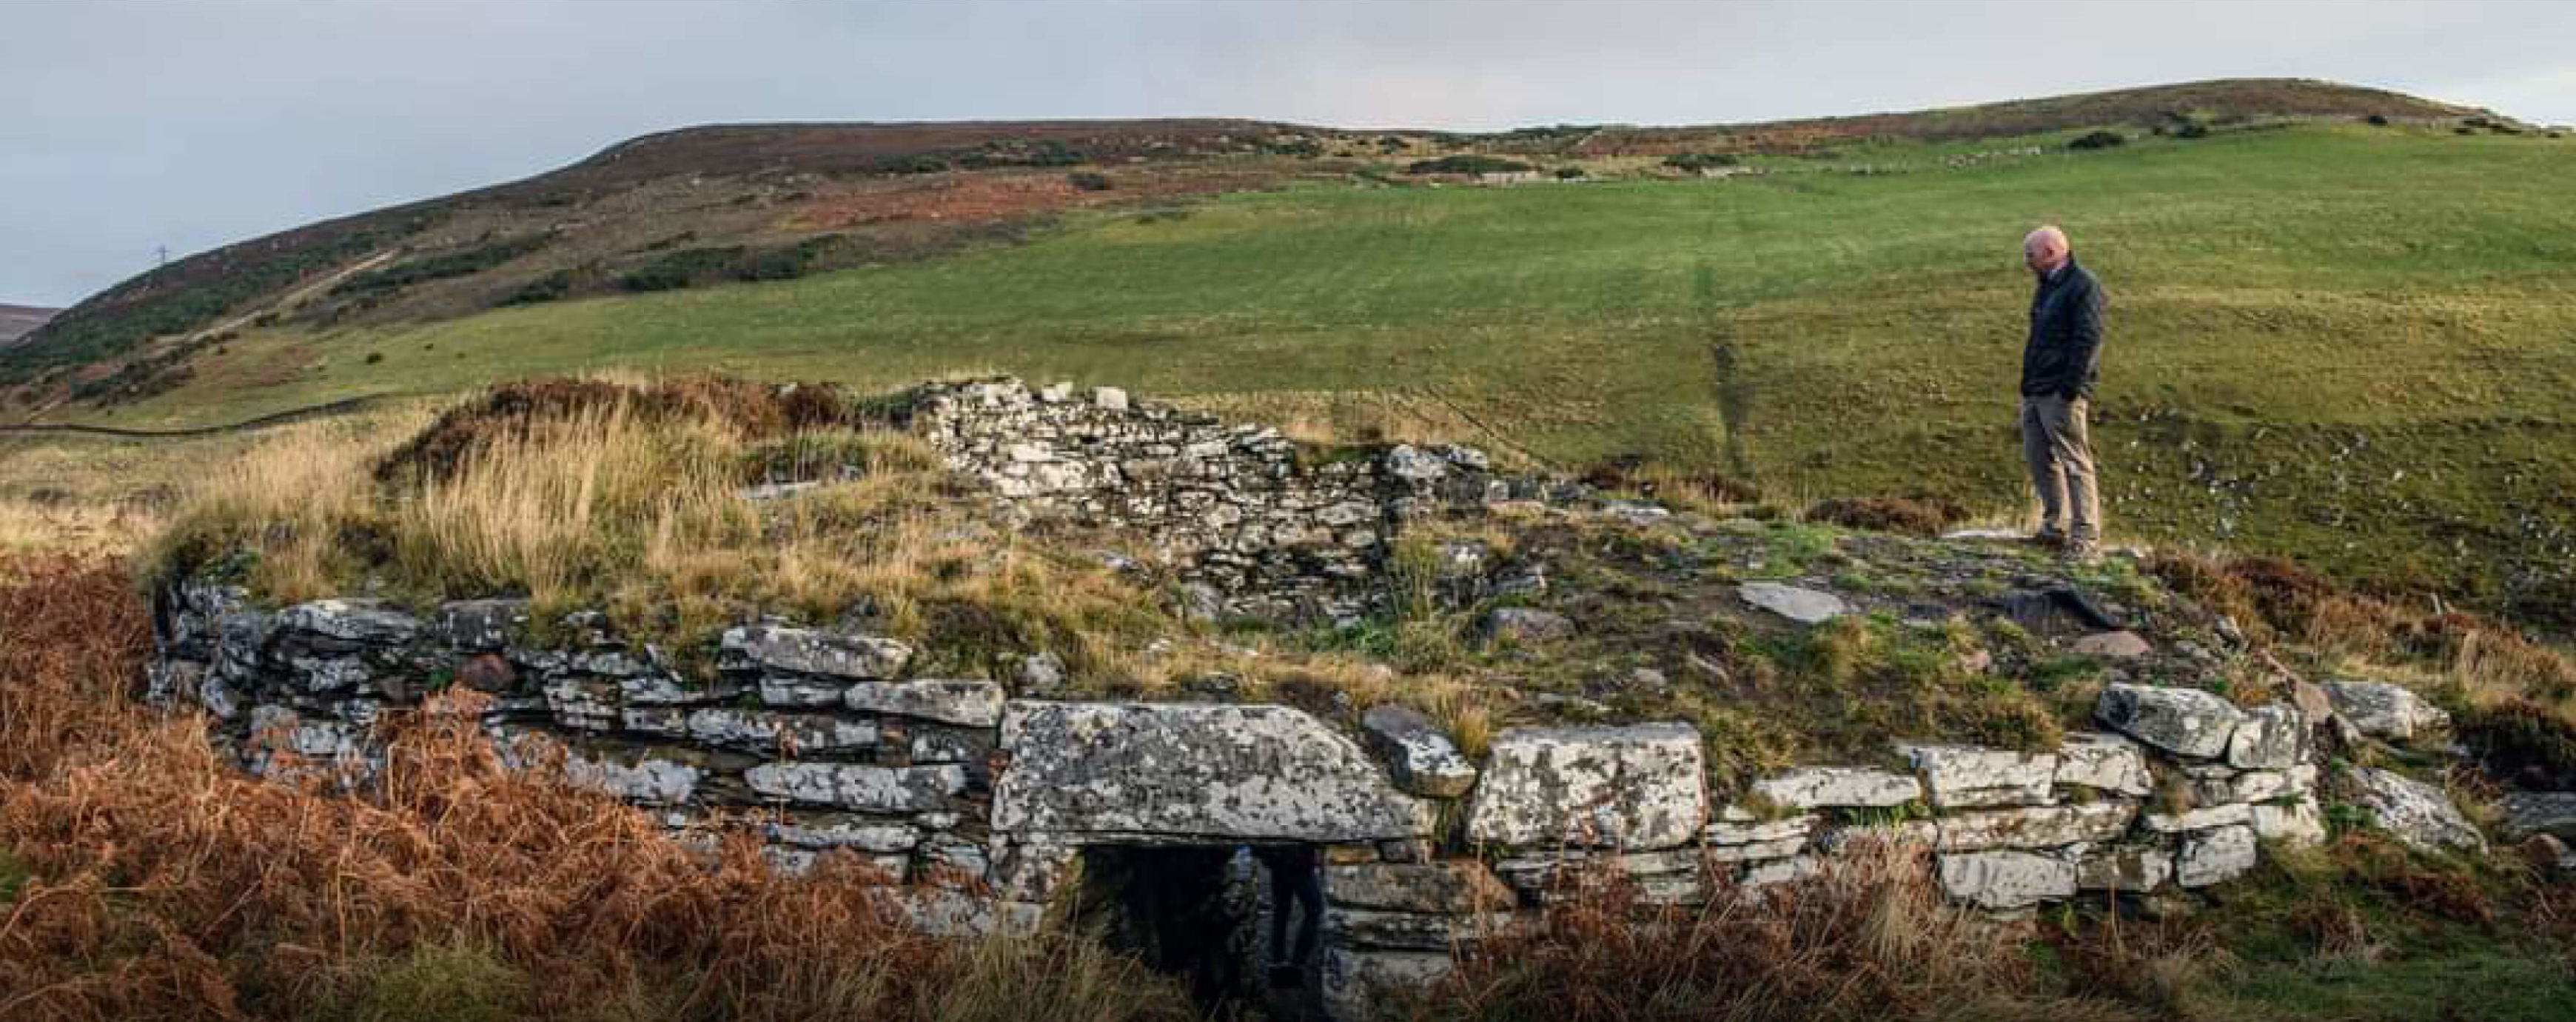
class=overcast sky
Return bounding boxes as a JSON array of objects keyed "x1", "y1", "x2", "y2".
[{"x1": 6, "y1": 0, "x2": 2573, "y2": 307}]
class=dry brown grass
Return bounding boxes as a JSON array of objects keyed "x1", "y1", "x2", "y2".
[
  {"x1": 0, "y1": 557, "x2": 1195, "y2": 1022},
  {"x1": 147, "y1": 382, "x2": 1176, "y2": 678},
  {"x1": 1413, "y1": 840, "x2": 2110, "y2": 1022}
]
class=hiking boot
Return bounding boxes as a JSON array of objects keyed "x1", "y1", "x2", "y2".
[
  {"x1": 2027, "y1": 530, "x2": 2068, "y2": 550},
  {"x1": 2060, "y1": 539, "x2": 2102, "y2": 564}
]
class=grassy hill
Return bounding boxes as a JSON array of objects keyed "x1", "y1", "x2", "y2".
[{"x1": 5, "y1": 80, "x2": 2569, "y2": 618}]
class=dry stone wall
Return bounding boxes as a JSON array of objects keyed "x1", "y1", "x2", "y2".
[
  {"x1": 140, "y1": 380, "x2": 2501, "y2": 1021},
  {"x1": 903, "y1": 378, "x2": 1565, "y2": 622},
  {"x1": 147, "y1": 575, "x2": 2363, "y2": 1019}
]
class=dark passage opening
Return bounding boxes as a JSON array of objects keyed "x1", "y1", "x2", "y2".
[{"x1": 1080, "y1": 844, "x2": 1312, "y2": 1018}]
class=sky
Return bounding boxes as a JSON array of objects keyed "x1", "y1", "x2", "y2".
[{"x1": 5, "y1": 0, "x2": 2574, "y2": 307}]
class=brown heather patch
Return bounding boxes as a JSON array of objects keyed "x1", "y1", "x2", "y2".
[
  {"x1": 0, "y1": 556, "x2": 1193, "y2": 1022},
  {"x1": 1802, "y1": 495, "x2": 1970, "y2": 538}
]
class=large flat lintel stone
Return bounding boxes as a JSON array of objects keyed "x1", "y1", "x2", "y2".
[{"x1": 993, "y1": 701, "x2": 1435, "y2": 844}]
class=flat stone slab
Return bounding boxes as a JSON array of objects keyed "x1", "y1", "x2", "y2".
[
  {"x1": 2097, "y1": 684, "x2": 2243, "y2": 759},
  {"x1": 2501, "y1": 792, "x2": 2576, "y2": 843},
  {"x1": 1751, "y1": 766, "x2": 1922, "y2": 810},
  {"x1": 2071, "y1": 630, "x2": 2152, "y2": 658},
  {"x1": 993, "y1": 701, "x2": 1435, "y2": 843},
  {"x1": 1937, "y1": 850, "x2": 2076, "y2": 909},
  {"x1": 1898, "y1": 744, "x2": 2057, "y2": 808},
  {"x1": 2348, "y1": 766, "x2": 2486, "y2": 853},
  {"x1": 2323, "y1": 681, "x2": 2449, "y2": 742},
  {"x1": 720, "y1": 624, "x2": 913, "y2": 680},
  {"x1": 1326, "y1": 861, "x2": 1515, "y2": 915},
  {"x1": 1737, "y1": 582, "x2": 1850, "y2": 624},
  {"x1": 843, "y1": 679, "x2": 1004, "y2": 727},
  {"x1": 1468, "y1": 724, "x2": 1708, "y2": 849},
  {"x1": 1936, "y1": 801, "x2": 2137, "y2": 852},
  {"x1": 745, "y1": 762, "x2": 966, "y2": 812}
]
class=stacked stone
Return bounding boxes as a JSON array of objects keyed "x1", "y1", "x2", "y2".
[
  {"x1": 904, "y1": 378, "x2": 1527, "y2": 622},
  {"x1": 150, "y1": 583, "x2": 1007, "y2": 889}
]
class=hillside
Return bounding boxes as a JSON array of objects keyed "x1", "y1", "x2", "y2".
[
  {"x1": 4, "y1": 78, "x2": 2568, "y2": 623},
  {"x1": 4, "y1": 79, "x2": 2489, "y2": 398},
  {"x1": 0, "y1": 304, "x2": 54, "y2": 347}
]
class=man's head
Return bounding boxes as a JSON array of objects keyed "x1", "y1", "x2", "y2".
[{"x1": 2023, "y1": 225, "x2": 2071, "y2": 276}]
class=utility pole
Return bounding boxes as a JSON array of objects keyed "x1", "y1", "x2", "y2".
[{"x1": 155, "y1": 245, "x2": 170, "y2": 268}]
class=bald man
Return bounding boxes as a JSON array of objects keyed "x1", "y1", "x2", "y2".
[{"x1": 2019, "y1": 225, "x2": 2105, "y2": 558}]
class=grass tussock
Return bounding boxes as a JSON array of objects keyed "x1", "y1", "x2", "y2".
[{"x1": 0, "y1": 557, "x2": 1195, "y2": 1022}]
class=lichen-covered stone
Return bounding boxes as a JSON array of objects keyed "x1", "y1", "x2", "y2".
[
  {"x1": 764, "y1": 815, "x2": 921, "y2": 852},
  {"x1": 842, "y1": 678, "x2": 1004, "y2": 727},
  {"x1": 1897, "y1": 744, "x2": 2057, "y2": 808},
  {"x1": 721, "y1": 624, "x2": 913, "y2": 680},
  {"x1": 2347, "y1": 767, "x2": 2485, "y2": 853},
  {"x1": 1737, "y1": 581, "x2": 1849, "y2": 624},
  {"x1": 2175, "y1": 824, "x2": 2258, "y2": 887},
  {"x1": 2500, "y1": 792, "x2": 2576, "y2": 843},
  {"x1": 1935, "y1": 801, "x2": 2137, "y2": 852},
  {"x1": 2140, "y1": 802, "x2": 2253, "y2": 834},
  {"x1": 1467, "y1": 724, "x2": 1707, "y2": 849},
  {"x1": 1360, "y1": 704, "x2": 1478, "y2": 798},
  {"x1": 2096, "y1": 684, "x2": 2243, "y2": 759},
  {"x1": 1749, "y1": 766, "x2": 1922, "y2": 810},
  {"x1": 275, "y1": 598, "x2": 421, "y2": 647},
  {"x1": 563, "y1": 749, "x2": 704, "y2": 806},
  {"x1": 1326, "y1": 861, "x2": 1515, "y2": 915},
  {"x1": 1936, "y1": 850, "x2": 2076, "y2": 909},
  {"x1": 2322, "y1": 681, "x2": 2450, "y2": 742},
  {"x1": 686, "y1": 708, "x2": 879, "y2": 754},
  {"x1": 993, "y1": 701, "x2": 1435, "y2": 843},
  {"x1": 1706, "y1": 810, "x2": 1818, "y2": 846},
  {"x1": 746, "y1": 762, "x2": 966, "y2": 812},
  {"x1": 2054, "y1": 732, "x2": 2153, "y2": 796},
  {"x1": 435, "y1": 599, "x2": 527, "y2": 650},
  {"x1": 2226, "y1": 704, "x2": 2309, "y2": 769}
]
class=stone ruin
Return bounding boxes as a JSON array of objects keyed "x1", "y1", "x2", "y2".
[
  {"x1": 141, "y1": 378, "x2": 2503, "y2": 1021},
  {"x1": 901, "y1": 379, "x2": 1575, "y2": 622}
]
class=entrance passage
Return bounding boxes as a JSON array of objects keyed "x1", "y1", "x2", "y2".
[{"x1": 1079, "y1": 845, "x2": 1321, "y2": 1019}]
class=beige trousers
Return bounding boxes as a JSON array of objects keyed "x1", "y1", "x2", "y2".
[{"x1": 2020, "y1": 395, "x2": 2100, "y2": 543}]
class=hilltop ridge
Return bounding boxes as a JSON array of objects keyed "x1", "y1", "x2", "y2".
[{"x1": 2, "y1": 78, "x2": 2490, "y2": 393}]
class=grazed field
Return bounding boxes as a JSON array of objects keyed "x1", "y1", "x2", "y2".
[{"x1": 65, "y1": 124, "x2": 2576, "y2": 611}]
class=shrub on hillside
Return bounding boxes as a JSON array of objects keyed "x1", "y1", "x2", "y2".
[
  {"x1": 1405, "y1": 154, "x2": 1533, "y2": 176},
  {"x1": 1803, "y1": 495, "x2": 1968, "y2": 538},
  {"x1": 617, "y1": 246, "x2": 745, "y2": 293},
  {"x1": 740, "y1": 236, "x2": 842, "y2": 281},
  {"x1": 1662, "y1": 152, "x2": 1740, "y2": 171},
  {"x1": 1067, "y1": 171, "x2": 1114, "y2": 192},
  {"x1": 505, "y1": 269, "x2": 575, "y2": 305},
  {"x1": 2067, "y1": 130, "x2": 2127, "y2": 151},
  {"x1": 332, "y1": 233, "x2": 558, "y2": 298},
  {"x1": 1552, "y1": 167, "x2": 1587, "y2": 180}
]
